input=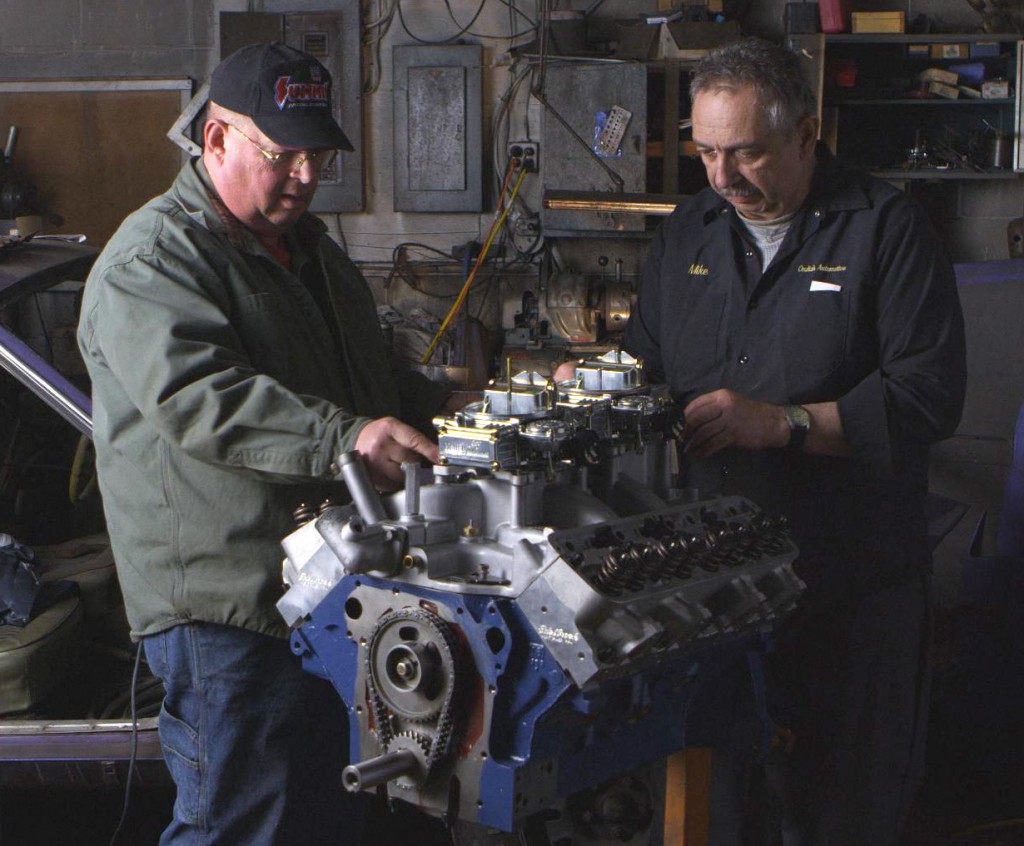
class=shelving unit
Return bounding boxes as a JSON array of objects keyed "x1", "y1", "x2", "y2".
[{"x1": 792, "y1": 33, "x2": 1023, "y2": 180}]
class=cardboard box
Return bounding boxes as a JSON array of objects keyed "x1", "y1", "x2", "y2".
[
  {"x1": 931, "y1": 43, "x2": 969, "y2": 59},
  {"x1": 982, "y1": 78, "x2": 1011, "y2": 99},
  {"x1": 851, "y1": 11, "x2": 905, "y2": 32},
  {"x1": 970, "y1": 41, "x2": 1002, "y2": 57},
  {"x1": 918, "y1": 67, "x2": 959, "y2": 86},
  {"x1": 927, "y1": 80, "x2": 960, "y2": 99},
  {"x1": 907, "y1": 43, "x2": 931, "y2": 57}
]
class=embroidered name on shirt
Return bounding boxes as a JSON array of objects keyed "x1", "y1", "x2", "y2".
[
  {"x1": 689, "y1": 263, "x2": 710, "y2": 276},
  {"x1": 798, "y1": 263, "x2": 847, "y2": 273}
]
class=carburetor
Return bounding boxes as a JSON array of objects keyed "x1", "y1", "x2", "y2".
[{"x1": 278, "y1": 351, "x2": 804, "y2": 841}]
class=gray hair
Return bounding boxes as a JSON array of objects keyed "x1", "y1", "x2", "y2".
[{"x1": 689, "y1": 38, "x2": 817, "y2": 135}]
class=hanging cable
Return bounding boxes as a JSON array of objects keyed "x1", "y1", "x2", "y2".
[
  {"x1": 107, "y1": 641, "x2": 144, "y2": 846},
  {"x1": 397, "y1": 0, "x2": 488, "y2": 45},
  {"x1": 421, "y1": 164, "x2": 527, "y2": 364}
]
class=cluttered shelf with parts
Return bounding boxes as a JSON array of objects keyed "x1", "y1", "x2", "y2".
[
  {"x1": 864, "y1": 169, "x2": 1019, "y2": 180},
  {"x1": 827, "y1": 97, "x2": 1015, "y2": 106},
  {"x1": 824, "y1": 33, "x2": 1022, "y2": 44},
  {"x1": 797, "y1": 33, "x2": 1024, "y2": 179}
]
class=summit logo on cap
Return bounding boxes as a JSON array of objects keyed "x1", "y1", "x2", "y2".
[{"x1": 273, "y1": 67, "x2": 330, "y2": 111}]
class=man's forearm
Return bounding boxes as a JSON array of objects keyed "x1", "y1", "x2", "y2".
[{"x1": 801, "y1": 401, "x2": 851, "y2": 457}]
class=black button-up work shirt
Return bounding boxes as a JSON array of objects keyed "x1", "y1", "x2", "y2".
[{"x1": 625, "y1": 149, "x2": 966, "y2": 603}]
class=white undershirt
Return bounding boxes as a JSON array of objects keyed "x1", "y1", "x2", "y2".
[{"x1": 738, "y1": 210, "x2": 797, "y2": 270}]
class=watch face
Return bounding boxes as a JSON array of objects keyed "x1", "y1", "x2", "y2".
[
  {"x1": 787, "y1": 405, "x2": 810, "y2": 429},
  {"x1": 785, "y1": 405, "x2": 810, "y2": 449}
]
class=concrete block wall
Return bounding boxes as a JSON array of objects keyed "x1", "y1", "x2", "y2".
[{"x1": 0, "y1": 0, "x2": 217, "y2": 79}]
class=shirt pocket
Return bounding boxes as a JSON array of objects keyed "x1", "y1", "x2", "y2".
[{"x1": 782, "y1": 275, "x2": 856, "y2": 391}]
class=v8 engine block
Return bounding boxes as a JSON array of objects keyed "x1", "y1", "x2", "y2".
[{"x1": 278, "y1": 352, "x2": 804, "y2": 840}]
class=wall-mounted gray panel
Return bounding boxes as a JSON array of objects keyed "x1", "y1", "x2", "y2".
[
  {"x1": 220, "y1": 8, "x2": 364, "y2": 212},
  {"x1": 393, "y1": 44, "x2": 483, "y2": 213},
  {"x1": 539, "y1": 63, "x2": 647, "y2": 235}
]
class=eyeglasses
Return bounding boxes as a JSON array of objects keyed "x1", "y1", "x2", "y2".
[{"x1": 226, "y1": 124, "x2": 338, "y2": 174}]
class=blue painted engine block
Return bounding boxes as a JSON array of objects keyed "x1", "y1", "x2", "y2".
[{"x1": 278, "y1": 353, "x2": 803, "y2": 835}]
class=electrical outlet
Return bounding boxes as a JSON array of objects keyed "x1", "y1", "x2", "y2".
[{"x1": 507, "y1": 141, "x2": 539, "y2": 171}]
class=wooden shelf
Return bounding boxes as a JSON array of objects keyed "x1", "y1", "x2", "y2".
[
  {"x1": 867, "y1": 168, "x2": 1019, "y2": 180},
  {"x1": 825, "y1": 33, "x2": 1021, "y2": 44},
  {"x1": 827, "y1": 98, "x2": 1015, "y2": 106}
]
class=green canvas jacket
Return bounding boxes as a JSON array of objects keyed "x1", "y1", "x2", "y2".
[{"x1": 77, "y1": 159, "x2": 448, "y2": 639}]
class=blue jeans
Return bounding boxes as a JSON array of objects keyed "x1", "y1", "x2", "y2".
[{"x1": 143, "y1": 622, "x2": 366, "y2": 846}]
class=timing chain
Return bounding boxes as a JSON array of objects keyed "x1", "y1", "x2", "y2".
[{"x1": 364, "y1": 607, "x2": 463, "y2": 779}]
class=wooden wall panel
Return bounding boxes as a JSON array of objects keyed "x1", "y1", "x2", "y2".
[{"x1": 0, "y1": 80, "x2": 191, "y2": 248}]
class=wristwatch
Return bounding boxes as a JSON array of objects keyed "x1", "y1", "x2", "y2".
[{"x1": 784, "y1": 405, "x2": 811, "y2": 450}]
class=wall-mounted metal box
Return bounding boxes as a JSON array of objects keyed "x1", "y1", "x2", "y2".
[
  {"x1": 392, "y1": 44, "x2": 483, "y2": 213},
  {"x1": 538, "y1": 63, "x2": 647, "y2": 236}
]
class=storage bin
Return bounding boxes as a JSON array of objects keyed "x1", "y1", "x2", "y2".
[
  {"x1": 931, "y1": 43, "x2": 970, "y2": 59},
  {"x1": 851, "y1": 11, "x2": 905, "y2": 33},
  {"x1": 818, "y1": 0, "x2": 849, "y2": 33},
  {"x1": 970, "y1": 41, "x2": 1002, "y2": 57}
]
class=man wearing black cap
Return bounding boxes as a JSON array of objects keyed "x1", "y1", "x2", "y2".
[{"x1": 78, "y1": 42, "x2": 453, "y2": 844}]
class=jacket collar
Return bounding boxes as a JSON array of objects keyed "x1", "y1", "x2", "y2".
[{"x1": 171, "y1": 158, "x2": 328, "y2": 257}]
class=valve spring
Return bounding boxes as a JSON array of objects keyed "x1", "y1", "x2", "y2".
[
  {"x1": 650, "y1": 536, "x2": 687, "y2": 581},
  {"x1": 628, "y1": 542, "x2": 663, "y2": 578},
  {"x1": 293, "y1": 502, "x2": 316, "y2": 526},
  {"x1": 753, "y1": 514, "x2": 790, "y2": 554},
  {"x1": 693, "y1": 532, "x2": 720, "y2": 572},
  {"x1": 595, "y1": 549, "x2": 633, "y2": 595},
  {"x1": 666, "y1": 535, "x2": 696, "y2": 579},
  {"x1": 742, "y1": 522, "x2": 774, "y2": 557},
  {"x1": 614, "y1": 544, "x2": 650, "y2": 591},
  {"x1": 730, "y1": 522, "x2": 756, "y2": 555},
  {"x1": 317, "y1": 498, "x2": 337, "y2": 516},
  {"x1": 626, "y1": 569, "x2": 648, "y2": 592},
  {"x1": 653, "y1": 535, "x2": 683, "y2": 565},
  {"x1": 705, "y1": 540, "x2": 735, "y2": 570},
  {"x1": 716, "y1": 526, "x2": 747, "y2": 567}
]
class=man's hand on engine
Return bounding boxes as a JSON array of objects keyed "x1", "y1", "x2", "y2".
[
  {"x1": 354, "y1": 417, "x2": 440, "y2": 491},
  {"x1": 681, "y1": 389, "x2": 788, "y2": 458}
]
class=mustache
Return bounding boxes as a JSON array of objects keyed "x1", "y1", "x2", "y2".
[{"x1": 717, "y1": 185, "x2": 761, "y2": 199}]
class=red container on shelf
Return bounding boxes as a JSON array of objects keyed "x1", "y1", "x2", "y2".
[{"x1": 819, "y1": 0, "x2": 850, "y2": 33}]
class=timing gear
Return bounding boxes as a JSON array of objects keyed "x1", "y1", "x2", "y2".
[
  {"x1": 365, "y1": 607, "x2": 462, "y2": 782},
  {"x1": 385, "y1": 731, "x2": 433, "y2": 790}
]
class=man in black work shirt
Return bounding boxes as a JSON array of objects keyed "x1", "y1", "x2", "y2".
[{"x1": 624, "y1": 38, "x2": 966, "y2": 846}]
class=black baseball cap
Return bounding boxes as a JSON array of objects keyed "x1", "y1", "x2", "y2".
[{"x1": 208, "y1": 42, "x2": 354, "y2": 152}]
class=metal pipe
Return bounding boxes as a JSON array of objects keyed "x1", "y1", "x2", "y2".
[
  {"x1": 3, "y1": 126, "x2": 17, "y2": 163},
  {"x1": 0, "y1": 324, "x2": 92, "y2": 437},
  {"x1": 342, "y1": 748, "x2": 418, "y2": 792},
  {"x1": 402, "y1": 461, "x2": 421, "y2": 518},
  {"x1": 338, "y1": 451, "x2": 387, "y2": 524}
]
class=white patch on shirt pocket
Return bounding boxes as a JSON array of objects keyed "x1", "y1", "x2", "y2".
[{"x1": 809, "y1": 279, "x2": 842, "y2": 292}]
